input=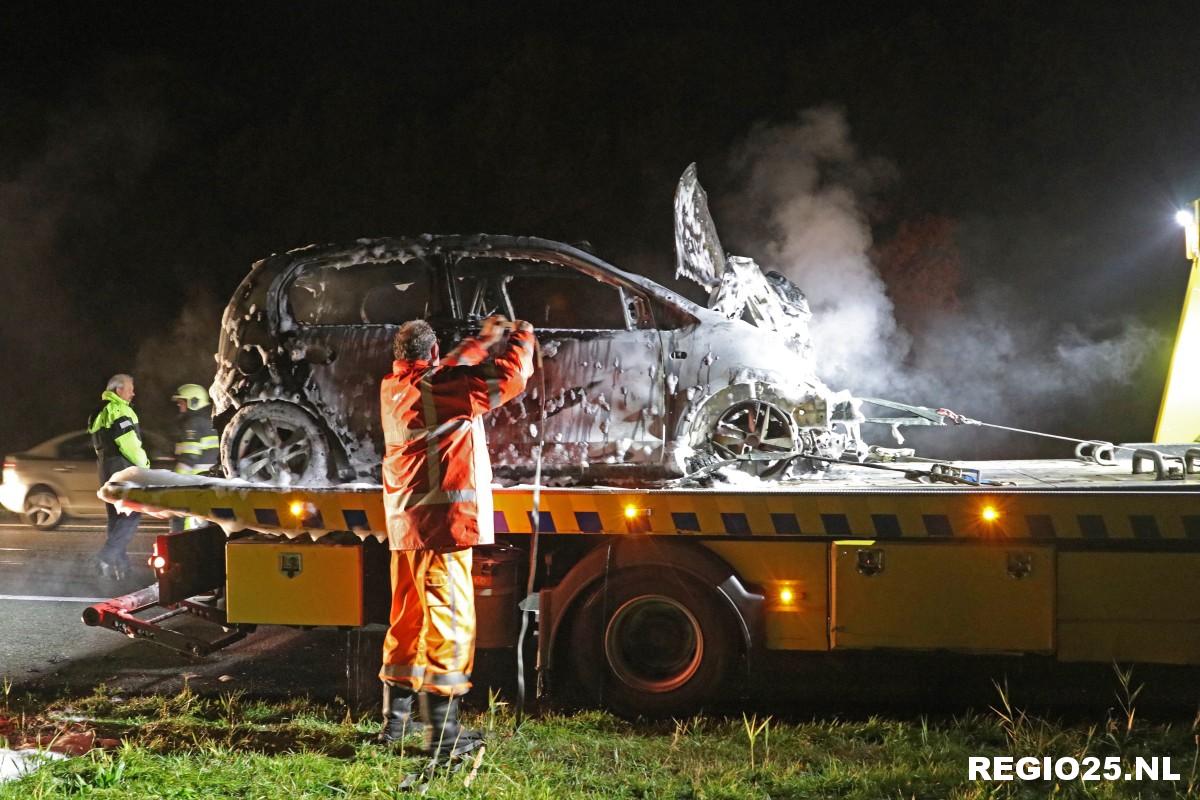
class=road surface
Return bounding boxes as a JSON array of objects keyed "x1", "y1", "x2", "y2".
[{"x1": 0, "y1": 517, "x2": 388, "y2": 709}]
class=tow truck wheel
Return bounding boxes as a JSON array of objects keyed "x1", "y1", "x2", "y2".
[
  {"x1": 220, "y1": 402, "x2": 329, "y2": 484},
  {"x1": 23, "y1": 488, "x2": 64, "y2": 530},
  {"x1": 567, "y1": 569, "x2": 738, "y2": 718}
]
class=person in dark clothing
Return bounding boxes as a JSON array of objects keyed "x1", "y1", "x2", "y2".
[
  {"x1": 88, "y1": 373, "x2": 150, "y2": 579},
  {"x1": 169, "y1": 383, "x2": 219, "y2": 532}
]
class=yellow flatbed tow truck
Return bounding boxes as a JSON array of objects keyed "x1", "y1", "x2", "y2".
[
  {"x1": 84, "y1": 450, "x2": 1200, "y2": 716},
  {"x1": 81, "y1": 204, "x2": 1200, "y2": 717}
]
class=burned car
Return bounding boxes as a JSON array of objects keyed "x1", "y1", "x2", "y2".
[{"x1": 210, "y1": 166, "x2": 866, "y2": 485}]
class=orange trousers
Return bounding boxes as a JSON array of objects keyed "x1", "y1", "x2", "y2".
[{"x1": 379, "y1": 547, "x2": 475, "y2": 697}]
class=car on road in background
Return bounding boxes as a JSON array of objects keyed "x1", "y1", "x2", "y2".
[{"x1": 0, "y1": 430, "x2": 174, "y2": 529}]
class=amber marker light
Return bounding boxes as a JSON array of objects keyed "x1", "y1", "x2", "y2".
[
  {"x1": 981, "y1": 505, "x2": 1000, "y2": 522},
  {"x1": 771, "y1": 581, "x2": 801, "y2": 611},
  {"x1": 623, "y1": 504, "x2": 651, "y2": 533},
  {"x1": 290, "y1": 500, "x2": 306, "y2": 517}
]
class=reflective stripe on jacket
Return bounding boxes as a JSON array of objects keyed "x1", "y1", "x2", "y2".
[
  {"x1": 380, "y1": 328, "x2": 534, "y2": 551},
  {"x1": 174, "y1": 407, "x2": 219, "y2": 475},
  {"x1": 88, "y1": 390, "x2": 150, "y2": 474}
]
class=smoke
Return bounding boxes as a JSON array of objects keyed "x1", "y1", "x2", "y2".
[
  {"x1": 0, "y1": 100, "x2": 166, "y2": 455},
  {"x1": 720, "y1": 107, "x2": 1166, "y2": 456},
  {"x1": 720, "y1": 108, "x2": 906, "y2": 392},
  {"x1": 133, "y1": 288, "x2": 225, "y2": 436}
]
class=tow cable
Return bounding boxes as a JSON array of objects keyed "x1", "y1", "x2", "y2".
[
  {"x1": 933, "y1": 407, "x2": 1198, "y2": 477},
  {"x1": 933, "y1": 407, "x2": 1127, "y2": 464},
  {"x1": 683, "y1": 404, "x2": 1195, "y2": 485},
  {"x1": 515, "y1": 329, "x2": 545, "y2": 730}
]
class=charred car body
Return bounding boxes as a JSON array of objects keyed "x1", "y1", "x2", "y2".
[{"x1": 210, "y1": 166, "x2": 867, "y2": 485}]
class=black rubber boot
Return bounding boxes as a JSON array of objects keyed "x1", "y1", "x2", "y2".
[
  {"x1": 379, "y1": 683, "x2": 423, "y2": 743},
  {"x1": 420, "y1": 693, "x2": 484, "y2": 762}
]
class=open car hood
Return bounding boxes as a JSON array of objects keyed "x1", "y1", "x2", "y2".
[{"x1": 673, "y1": 162, "x2": 726, "y2": 292}]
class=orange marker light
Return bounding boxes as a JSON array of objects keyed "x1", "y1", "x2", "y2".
[
  {"x1": 778, "y1": 587, "x2": 795, "y2": 605},
  {"x1": 624, "y1": 505, "x2": 639, "y2": 519},
  {"x1": 981, "y1": 506, "x2": 1000, "y2": 522},
  {"x1": 290, "y1": 500, "x2": 306, "y2": 518}
]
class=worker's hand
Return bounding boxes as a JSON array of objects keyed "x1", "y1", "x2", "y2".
[{"x1": 478, "y1": 314, "x2": 512, "y2": 344}]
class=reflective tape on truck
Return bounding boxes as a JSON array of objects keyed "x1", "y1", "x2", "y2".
[{"x1": 104, "y1": 481, "x2": 1200, "y2": 541}]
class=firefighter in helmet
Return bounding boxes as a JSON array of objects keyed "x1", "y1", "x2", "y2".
[{"x1": 170, "y1": 384, "x2": 219, "y2": 532}]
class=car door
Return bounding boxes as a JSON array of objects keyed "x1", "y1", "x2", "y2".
[
  {"x1": 451, "y1": 257, "x2": 667, "y2": 474},
  {"x1": 282, "y1": 256, "x2": 452, "y2": 474},
  {"x1": 54, "y1": 433, "x2": 103, "y2": 514}
]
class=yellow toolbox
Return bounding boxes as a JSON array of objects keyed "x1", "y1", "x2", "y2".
[
  {"x1": 1057, "y1": 551, "x2": 1200, "y2": 665},
  {"x1": 831, "y1": 540, "x2": 1054, "y2": 653},
  {"x1": 226, "y1": 539, "x2": 364, "y2": 626}
]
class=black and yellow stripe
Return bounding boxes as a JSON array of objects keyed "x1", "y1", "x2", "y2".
[{"x1": 108, "y1": 482, "x2": 1200, "y2": 543}]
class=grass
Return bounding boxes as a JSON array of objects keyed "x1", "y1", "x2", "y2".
[{"x1": 1, "y1": 671, "x2": 1198, "y2": 798}]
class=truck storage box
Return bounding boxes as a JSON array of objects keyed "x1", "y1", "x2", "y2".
[
  {"x1": 1057, "y1": 551, "x2": 1200, "y2": 664},
  {"x1": 831, "y1": 540, "x2": 1054, "y2": 653},
  {"x1": 473, "y1": 546, "x2": 523, "y2": 649},
  {"x1": 227, "y1": 540, "x2": 363, "y2": 626}
]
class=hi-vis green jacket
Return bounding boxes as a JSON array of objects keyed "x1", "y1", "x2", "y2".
[{"x1": 88, "y1": 390, "x2": 150, "y2": 480}]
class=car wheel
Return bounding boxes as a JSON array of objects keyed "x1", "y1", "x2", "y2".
[
  {"x1": 220, "y1": 402, "x2": 329, "y2": 485},
  {"x1": 567, "y1": 569, "x2": 738, "y2": 718},
  {"x1": 23, "y1": 489, "x2": 64, "y2": 530},
  {"x1": 681, "y1": 383, "x2": 799, "y2": 479}
]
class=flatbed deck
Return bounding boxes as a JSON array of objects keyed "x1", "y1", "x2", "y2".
[{"x1": 103, "y1": 455, "x2": 1200, "y2": 542}]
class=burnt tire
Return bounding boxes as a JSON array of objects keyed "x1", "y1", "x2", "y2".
[
  {"x1": 23, "y1": 488, "x2": 64, "y2": 530},
  {"x1": 220, "y1": 402, "x2": 330, "y2": 485},
  {"x1": 567, "y1": 569, "x2": 738, "y2": 718},
  {"x1": 680, "y1": 383, "x2": 800, "y2": 480}
]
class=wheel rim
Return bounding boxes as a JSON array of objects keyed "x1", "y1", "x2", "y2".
[
  {"x1": 26, "y1": 493, "x2": 61, "y2": 527},
  {"x1": 604, "y1": 595, "x2": 704, "y2": 693},
  {"x1": 234, "y1": 418, "x2": 313, "y2": 482},
  {"x1": 709, "y1": 399, "x2": 796, "y2": 473}
]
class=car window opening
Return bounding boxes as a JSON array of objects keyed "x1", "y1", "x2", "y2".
[{"x1": 287, "y1": 259, "x2": 435, "y2": 326}]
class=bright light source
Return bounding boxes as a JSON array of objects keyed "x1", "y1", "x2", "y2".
[
  {"x1": 981, "y1": 506, "x2": 1000, "y2": 522},
  {"x1": 1177, "y1": 209, "x2": 1195, "y2": 227},
  {"x1": 623, "y1": 504, "x2": 639, "y2": 519},
  {"x1": 778, "y1": 587, "x2": 795, "y2": 605},
  {"x1": 151, "y1": 555, "x2": 167, "y2": 570},
  {"x1": 289, "y1": 500, "x2": 306, "y2": 518}
]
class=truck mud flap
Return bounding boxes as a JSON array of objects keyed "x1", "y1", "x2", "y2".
[
  {"x1": 157, "y1": 523, "x2": 227, "y2": 605},
  {"x1": 81, "y1": 583, "x2": 248, "y2": 657}
]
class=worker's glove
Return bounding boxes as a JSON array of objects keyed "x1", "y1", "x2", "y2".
[
  {"x1": 479, "y1": 314, "x2": 512, "y2": 344},
  {"x1": 512, "y1": 319, "x2": 534, "y2": 335}
]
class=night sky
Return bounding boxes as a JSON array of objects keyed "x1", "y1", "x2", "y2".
[{"x1": 3, "y1": 2, "x2": 1199, "y2": 461}]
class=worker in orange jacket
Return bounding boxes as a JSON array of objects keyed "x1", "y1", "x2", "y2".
[{"x1": 378, "y1": 314, "x2": 534, "y2": 763}]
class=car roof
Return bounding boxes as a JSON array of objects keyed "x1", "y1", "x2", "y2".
[
  {"x1": 268, "y1": 234, "x2": 711, "y2": 317},
  {"x1": 14, "y1": 428, "x2": 169, "y2": 458},
  {"x1": 21, "y1": 430, "x2": 88, "y2": 456}
]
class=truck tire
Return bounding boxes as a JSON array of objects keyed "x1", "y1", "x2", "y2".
[
  {"x1": 220, "y1": 402, "x2": 329, "y2": 485},
  {"x1": 567, "y1": 568, "x2": 738, "y2": 718}
]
